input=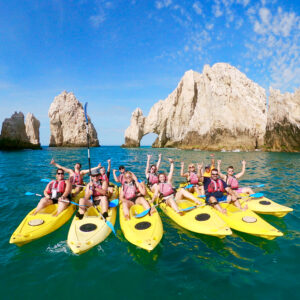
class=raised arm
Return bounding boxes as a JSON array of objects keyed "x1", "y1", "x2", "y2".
[
  {"x1": 81, "y1": 163, "x2": 101, "y2": 175},
  {"x1": 236, "y1": 160, "x2": 246, "y2": 179},
  {"x1": 180, "y1": 162, "x2": 188, "y2": 178},
  {"x1": 156, "y1": 153, "x2": 162, "y2": 171},
  {"x1": 145, "y1": 154, "x2": 151, "y2": 178},
  {"x1": 50, "y1": 159, "x2": 73, "y2": 174},
  {"x1": 197, "y1": 162, "x2": 203, "y2": 178},
  {"x1": 131, "y1": 172, "x2": 146, "y2": 195},
  {"x1": 167, "y1": 158, "x2": 174, "y2": 183},
  {"x1": 113, "y1": 169, "x2": 119, "y2": 182},
  {"x1": 210, "y1": 154, "x2": 215, "y2": 169},
  {"x1": 217, "y1": 160, "x2": 226, "y2": 180},
  {"x1": 107, "y1": 159, "x2": 111, "y2": 172}
]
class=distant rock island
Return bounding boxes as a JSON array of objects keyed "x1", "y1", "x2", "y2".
[
  {"x1": 0, "y1": 112, "x2": 41, "y2": 150},
  {"x1": 48, "y1": 91, "x2": 99, "y2": 147},
  {"x1": 123, "y1": 63, "x2": 300, "y2": 152}
]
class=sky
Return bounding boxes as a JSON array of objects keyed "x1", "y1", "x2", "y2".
[{"x1": 0, "y1": 0, "x2": 299, "y2": 145}]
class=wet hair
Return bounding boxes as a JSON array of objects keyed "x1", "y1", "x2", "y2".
[
  {"x1": 227, "y1": 166, "x2": 234, "y2": 170},
  {"x1": 119, "y1": 165, "x2": 125, "y2": 170},
  {"x1": 56, "y1": 168, "x2": 64, "y2": 174}
]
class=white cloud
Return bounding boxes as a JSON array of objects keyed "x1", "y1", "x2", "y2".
[
  {"x1": 89, "y1": 13, "x2": 105, "y2": 28},
  {"x1": 206, "y1": 23, "x2": 214, "y2": 30},
  {"x1": 212, "y1": 1, "x2": 223, "y2": 17},
  {"x1": 155, "y1": 0, "x2": 172, "y2": 9},
  {"x1": 193, "y1": 2, "x2": 203, "y2": 16}
]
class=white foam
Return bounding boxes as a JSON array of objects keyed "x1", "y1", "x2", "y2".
[{"x1": 46, "y1": 241, "x2": 70, "y2": 255}]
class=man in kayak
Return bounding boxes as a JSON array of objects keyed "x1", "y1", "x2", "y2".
[
  {"x1": 151, "y1": 159, "x2": 203, "y2": 214},
  {"x1": 33, "y1": 168, "x2": 72, "y2": 216},
  {"x1": 76, "y1": 168, "x2": 109, "y2": 220},
  {"x1": 180, "y1": 162, "x2": 204, "y2": 195},
  {"x1": 201, "y1": 169, "x2": 247, "y2": 214},
  {"x1": 50, "y1": 159, "x2": 101, "y2": 196},
  {"x1": 120, "y1": 171, "x2": 151, "y2": 220},
  {"x1": 203, "y1": 154, "x2": 215, "y2": 178},
  {"x1": 145, "y1": 154, "x2": 162, "y2": 192},
  {"x1": 113, "y1": 165, "x2": 126, "y2": 186},
  {"x1": 217, "y1": 160, "x2": 255, "y2": 196}
]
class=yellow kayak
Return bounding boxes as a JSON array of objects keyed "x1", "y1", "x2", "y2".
[
  {"x1": 10, "y1": 189, "x2": 84, "y2": 246},
  {"x1": 239, "y1": 193, "x2": 293, "y2": 217},
  {"x1": 67, "y1": 186, "x2": 118, "y2": 254},
  {"x1": 159, "y1": 198, "x2": 232, "y2": 238},
  {"x1": 215, "y1": 202, "x2": 283, "y2": 240},
  {"x1": 119, "y1": 201, "x2": 163, "y2": 251}
]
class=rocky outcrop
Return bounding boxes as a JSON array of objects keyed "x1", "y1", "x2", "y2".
[
  {"x1": 25, "y1": 113, "x2": 40, "y2": 146},
  {"x1": 265, "y1": 88, "x2": 300, "y2": 152},
  {"x1": 123, "y1": 63, "x2": 267, "y2": 150},
  {"x1": 49, "y1": 91, "x2": 99, "y2": 147},
  {"x1": 0, "y1": 112, "x2": 41, "y2": 150}
]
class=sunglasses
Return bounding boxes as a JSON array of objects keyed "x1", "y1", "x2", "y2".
[
  {"x1": 57, "y1": 172, "x2": 64, "y2": 175},
  {"x1": 211, "y1": 173, "x2": 218, "y2": 176}
]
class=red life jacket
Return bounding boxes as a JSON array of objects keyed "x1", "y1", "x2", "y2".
[
  {"x1": 226, "y1": 175, "x2": 239, "y2": 189},
  {"x1": 189, "y1": 172, "x2": 199, "y2": 185},
  {"x1": 123, "y1": 182, "x2": 138, "y2": 200},
  {"x1": 70, "y1": 172, "x2": 83, "y2": 185},
  {"x1": 207, "y1": 179, "x2": 225, "y2": 193},
  {"x1": 100, "y1": 173, "x2": 109, "y2": 183},
  {"x1": 159, "y1": 182, "x2": 174, "y2": 197},
  {"x1": 47, "y1": 180, "x2": 66, "y2": 195},
  {"x1": 118, "y1": 174, "x2": 125, "y2": 185},
  {"x1": 148, "y1": 173, "x2": 159, "y2": 185},
  {"x1": 90, "y1": 181, "x2": 105, "y2": 197}
]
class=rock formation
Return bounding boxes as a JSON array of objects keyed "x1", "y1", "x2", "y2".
[
  {"x1": 49, "y1": 91, "x2": 99, "y2": 147},
  {"x1": 265, "y1": 88, "x2": 300, "y2": 152},
  {"x1": 0, "y1": 112, "x2": 41, "y2": 150},
  {"x1": 25, "y1": 113, "x2": 40, "y2": 146},
  {"x1": 123, "y1": 63, "x2": 267, "y2": 151}
]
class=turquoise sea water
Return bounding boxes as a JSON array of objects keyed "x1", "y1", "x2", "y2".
[{"x1": 1, "y1": 146, "x2": 299, "y2": 300}]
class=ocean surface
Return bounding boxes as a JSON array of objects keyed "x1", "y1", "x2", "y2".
[{"x1": 1, "y1": 146, "x2": 299, "y2": 300}]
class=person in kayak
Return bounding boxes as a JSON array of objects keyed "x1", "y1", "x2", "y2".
[
  {"x1": 180, "y1": 162, "x2": 205, "y2": 195},
  {"x1": 151, "y1": 158, "x2": 203, "y2": 214},
  {"x1": 203, "y1": 154, "x2": 215, "y2": 178},
  {"x1": 120, "y1": 171, "x2": 151, "y2": 220},
  {"x1": 50, "y1": 159, "x2": 101, "y2": 196},
  {"x1": 145, "y1": 154, "x2": 162, "y2": 192},
  {"x1": 201, "y1": 169, "x2": 247, "y2": 214},
  {"x1": 76, "y1": 168, "x2": 109, "y2": 220},
  {"x1": 99, "y1": 159, "x2": 115, "y2": 195},
  {"x1": 113, "y1": 165, "x2": 126, "y2": 186},
  {"x1": 33, "y1": 168, "x2": 72, "y2": 216},
  {"x1": 217, "y1": 160, "x2": 255, "y2": 195}
]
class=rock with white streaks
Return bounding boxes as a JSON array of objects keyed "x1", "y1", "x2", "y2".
[
  {"x1": 25, "y1": 113, "x2": 40, "y2": 146},
  {"x1": 123, "y1": 63, "x2": 267, "y2": 150},
  {"x1": 265, "y1": 88, "x2": 300, "y2": 152},
  {"x1": 48, "y1": 91, "x2": 99, "y2": 147}
]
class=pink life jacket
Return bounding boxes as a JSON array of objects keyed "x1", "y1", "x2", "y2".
[
  {"x1": 99, "y1": 173, "x2": 109, "y2": 183},
  {"x1": 226, "y1": 175, "x2": 239, "y2": 189},
  {"x1": 207, "y1": 179, "x2": 225, "y2": 193},
  {"x1": 159, "y1": 182, "x2": 174, "y2": 197},
  {"x1": 90, "y1": 181, "x2": 105, "y2": 197},
  {"x1": 148, "y1": 173, "x2": 159, "y2": 185},
  {"x1": 118, "y1": 173, "x2": 126, "y2": 185},
  {"x1": 47, "y1": 180, "x2": 66, "y2": 195},
  {"x1": 189, "y1": 172, "x2": 199, "y2": 185},
  {"x1": 123, "y1": 182, "x2": 138, "y2": 200},
  {"x1": 70, "y1": 172, "x2": 83, "y2": 186}
]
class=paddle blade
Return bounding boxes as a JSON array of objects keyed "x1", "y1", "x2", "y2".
[
  {"x1": 109, "y1": 199, "x2": 119, "y2": 208},
  {"x1": 25, "y1": 192, "x2": 35, "y2": 196},
  {"x1": 84, "y1": 102, "x2": 88, "y2": 123},
  {"x1": 185, "y1": 184, "x2": 193, "y2": 189},
  {"x1": 41, "y1": 178, "x2": 51, "y2": 183},
  {"x1": 250, "y1": 192, "x2": 264, "y2": 198},
  {"x1": 197, "y1": 194, "x2": 206, "y2": 198},
  {"x1": 256, "y1": 184, "x2": 265, "y2": 188},
  {"x1": 106, "y1": 220, "x2": 116, "y2": 236},
  {"x1": 180, "y1": 206, "x2": 196, "y2": 212},
  {"x1": 135, "y1": 208, "x2": 150, "y2": 218}
]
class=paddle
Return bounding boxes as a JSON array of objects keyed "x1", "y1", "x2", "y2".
[
  {"x1": 240, "y1": 192, "x2": 264, "y2": 199},
  {"x1": 247, "y1": 184, "x2": 265, "y2": 188},
  {"x1": 179, "y1": 203, "x2": 205, "y2": 212},
  {"x1": 84, "y1": 102, "x2": 116, "y2": 236},
  {"x1": 135, "y1": 201, "x2": 162, "y2": 218}
]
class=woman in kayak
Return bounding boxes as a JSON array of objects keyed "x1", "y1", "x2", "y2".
[
  {"x1": 201, "y1": 168, "x2": 247, "y2": 214},
  {"x1": 217, "y1": 160, "x2": 254, "y2": 195},
  {"x1": 180, "y1": 162, "x2": 204, "y2": 195},
  {"x1": 50, "y1": 159, "x2": 101, "y2": 196},
  {"x1": 120, "y1": 171, "x2": 151, "y2": 220},
  {"x1": 151, "y1": 159, "x2": 203, "y2": 214},
  {"x1": 145, "y1": 154, "x2": 162, "y2": 192},
  {"x1": 113, "y1": 165, "x2": 126, "y2": 186},
  {"x1": 33, "y1": 168, "x2": 72, "y2": 216},
  {"x1": 76, "y1": 168, "x2": 109, "y2": 220}
]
